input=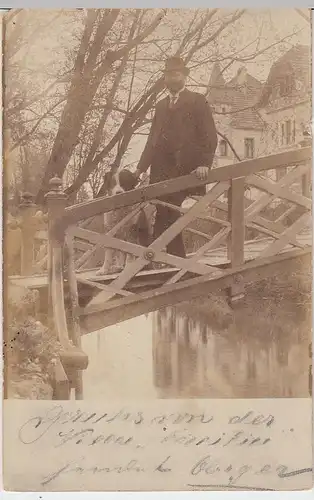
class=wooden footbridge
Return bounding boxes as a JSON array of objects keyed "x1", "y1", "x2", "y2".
[{"x1": 6, "y1": 144, "x2": 312, "y2": 399}]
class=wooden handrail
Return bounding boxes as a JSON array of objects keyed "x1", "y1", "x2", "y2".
[
  {"x1": 52, "y1": 146, "x2": 311, "y2": 240},
  {"x1": 65, "y1": 234, "x2": 84, "y2": 399},
  {"x1": 45, "y1": 177, "x2": 89, "y2": 400}
]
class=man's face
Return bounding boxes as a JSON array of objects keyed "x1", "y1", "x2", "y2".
[{"x1": 164, "y1": 70, "x2": 186, "y2": 93}]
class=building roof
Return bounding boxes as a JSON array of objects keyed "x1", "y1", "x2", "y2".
[
  {"x1": 207, "y1": 63, "x2": 265, "y2": 130},
  {"x1": 257, "y1": 44, "x2": 311, "y2": 108},
  {"x1": 207, "y1": 45, "x2": 310, "y2": 130},
  {"x1": 230, "y1": 108, "x2": 265, "y2": 130},
  {"x1": 228, "y1": 71, "x2": 262, "y2": 88}
]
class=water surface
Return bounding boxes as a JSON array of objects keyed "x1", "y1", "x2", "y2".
[{"x1": 82, "y1": 304, "x2": 310, "y2": 399}]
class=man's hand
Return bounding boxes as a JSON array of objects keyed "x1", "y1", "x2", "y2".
[{"x1": 194, "y1": 166, "x2": 209, "y2": 180}]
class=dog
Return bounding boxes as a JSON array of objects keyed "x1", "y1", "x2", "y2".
[{"x1": 96, "y1": 170, "x2": 154, "y2": 276}]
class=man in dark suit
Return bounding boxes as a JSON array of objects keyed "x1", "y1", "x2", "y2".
[{"x1": 134, "y1": 56, "x2": 217, "y2": 258}]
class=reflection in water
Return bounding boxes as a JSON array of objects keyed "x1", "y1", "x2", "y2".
[
  {"x1": 82, "y1": 303, "x2": 310, "y2": 399},
  {"x1": 152, "y1": 306, "x2": 310, "y2": 398}
]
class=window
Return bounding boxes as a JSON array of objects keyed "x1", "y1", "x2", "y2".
[
  {"x1": 281, "y1": 119, "x2": 295, "y2": 145},
  {"x1": 279, "y1": 76, "x2": 293, "y2": 96},
  {"x1": 219, "y1": 139, "x2": 228, "y2": 156},
  {"x1": 244, "y1": 138, "x2": 254, "y2": 158},
  {"x1": 285, "y1": 119, "x2": 292, "y2": 144}
]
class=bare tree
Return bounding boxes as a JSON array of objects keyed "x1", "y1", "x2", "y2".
[
  {"x1": 3, "y1": 9, "x2": 72, "y2": 198},
  {"x1": 4, "y1": 9, "x2": 67, "y2": 140},
  {"x1": 35, "y1": 9, "x2": 167, "y2": 203},
  {"x1": 40, "y1": 9, "x2": 250, "y2": 201},
  {"x1": 5, "y1": 9, "x2": 307, "y2": 205}
]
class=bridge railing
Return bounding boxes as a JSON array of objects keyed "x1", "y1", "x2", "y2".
[
  {"x1": 51, "y1": 146, "x2": 311, "y2": 240},
  {"x1": 44, "y1": 178, "x2": 88, "y2": 399},
  {"x1": 9, "y1": 144, "x2": 311, "y2": 280},
  {"x1": 7, "y1": 143, "x2": 312, "y2": 394},
  {"x1": 51, "y1": 145, "x2": 310, "y2": 297},
  {"x1": 6, "y1": 186, "x2": 89, "y2": 400},
  {"x1": 42, "y1": 144, "x2": 310, "y2": 336}
]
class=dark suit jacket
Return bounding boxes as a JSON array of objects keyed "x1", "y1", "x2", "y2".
[{"x1": 137, "y1": 89, "x2": 218, "y2": 197}]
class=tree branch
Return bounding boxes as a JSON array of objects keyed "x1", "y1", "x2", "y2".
[{"x1": 295, "y1": 8, "x2": 311, "y2": 23}]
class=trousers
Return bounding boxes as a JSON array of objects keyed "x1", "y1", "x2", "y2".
[{"x1": 153, "y1": 193, "x2": 186, "y2": 258}]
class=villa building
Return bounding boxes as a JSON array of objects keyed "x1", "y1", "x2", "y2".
[{"x1": 207, "y1": 44, "x2": 311, "y2": 167}]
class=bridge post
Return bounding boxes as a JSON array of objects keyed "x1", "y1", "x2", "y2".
[
  {"x1": 45, "y1": 176, "x2": 68, "y2": 274},
  {"x1": 45, "y1": 176, "x2": 70, "y2": 399},
  {"x1": 19, "y1": 192, "x2": 36, "y2": 276},
  {"x1": 66, "y1": 233, "x2": 84, "y2": 400},
  {"x1": 45, "y1": 176, "x2": 86, "y2": 399},
  {"x1": 45, "y1": 176, "x2": 67, "y2": 225},
  {"x1": 227, "y1": 177, "x2": 245, "y2": 305}
]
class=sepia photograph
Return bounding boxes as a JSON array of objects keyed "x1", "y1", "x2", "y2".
[{"x1": 3, "y1": 8, "x2": 312, "y2": 403}]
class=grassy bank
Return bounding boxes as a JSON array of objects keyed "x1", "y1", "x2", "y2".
[{"x1": 6, "y1": 284, "x2": 62, "y2": 399}]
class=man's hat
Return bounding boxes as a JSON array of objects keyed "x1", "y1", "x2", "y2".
[{"x1": 163, "y1": 56, "x2": 190, "y2": 76}]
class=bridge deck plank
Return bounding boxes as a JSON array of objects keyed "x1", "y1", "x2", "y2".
[
  {"x1": 80, "y1": 248, "x2": 311, "y2": 334},
  {"x1": 9, "y1": 232, "x2": 311, "y2": 290}
]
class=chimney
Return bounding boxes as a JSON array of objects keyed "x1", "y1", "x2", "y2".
[
  {"x1": 209, "y1": 62, "x2": 225, "y2": 87},
  {"x1": 236, "y1": 66, "x2": 248, "y2": 86}
]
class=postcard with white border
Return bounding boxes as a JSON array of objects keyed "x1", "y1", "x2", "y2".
[{"x1": 2, "y1": 8, "x2": 313, "y2": 492}]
